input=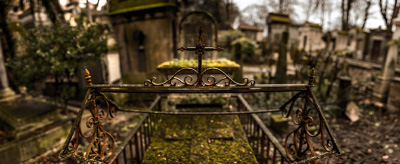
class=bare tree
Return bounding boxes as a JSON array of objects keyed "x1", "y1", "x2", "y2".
[
  {"x1": 305, "y1": 0, "x2": 314, "y2": 21},
  {"x1": 361, "y1": 0, "x2": 372, "y2": 29},
  {"x1": 240, "y1": 3, "x2": 268, "y2": 26},
  {"x1": 303, "y1": 0, "x2": 329, "y2": 28},
  {"x1": 270, "y1": 0, "x2": 297, "y2": 16},
  {"x1": 342, "y1": 0, "x2": 355, "y2": 30},
  {"x1": 379, "y1": 0, "x2": 400, "y2": 31},
  {"x1": 350, "y1": 0, "x2": 372, "y2": 29}
]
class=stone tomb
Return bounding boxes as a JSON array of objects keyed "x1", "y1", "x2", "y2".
[
  {"x1": 179, "y1": 11, "x2": 218, "y2": 60},
  {"x1": 0, "y1": 97, "x2": 70, "y2": 163}
]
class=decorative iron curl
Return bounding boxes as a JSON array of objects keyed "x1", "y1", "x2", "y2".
[
  {"x1": 65, "y1": 92, "x2": 117, "y2": 163},
  {"x1": 144, "y1": 68, "x2": 198, "y2": 86},
  {"x1": 201, "y1": 68, "x2": 255, "y2": 86},
  {"x1": 281, "y1": 91, "x2": 334, "y2": 163}
]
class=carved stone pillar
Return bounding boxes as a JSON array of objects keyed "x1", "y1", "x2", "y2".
[
  {"x1": 0, "y1": 38, "x2": 14, "y2": 98},
  {"x1": 374, "y1": 18, "x2": 400, "y2": 110}
]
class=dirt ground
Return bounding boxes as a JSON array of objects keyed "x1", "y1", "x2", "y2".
[{"x1": 323, "y1": 107, "x2": 400, "y2": 164}]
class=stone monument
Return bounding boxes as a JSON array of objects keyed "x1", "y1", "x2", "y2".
[{"x1": 0, "y1": 39, "x2": 15, "y2": 99}]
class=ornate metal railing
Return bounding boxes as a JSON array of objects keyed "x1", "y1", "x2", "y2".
[
  {"x1": 59, "y1": 26, "x2": 341, "y2": 163},
  {"x1": 237, "y1": 94, "x2": 288, "y2": 164},
  {"x1": 109, "y1": 96, "x2": 161, "y2": 164}
]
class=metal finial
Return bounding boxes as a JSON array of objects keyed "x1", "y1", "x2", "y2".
[
  {"x1": 198, "y1": 26, "x2": 203, "y2": 45},
  {"x1": 308, "y1": 68, "x2": 315, "y2": 86},
  {"x1": 174, "y1": 26, "x2": 225, "y2": 87},
  {"x1": 85, "y1": 69, "x2": 92, "y2": 86}
]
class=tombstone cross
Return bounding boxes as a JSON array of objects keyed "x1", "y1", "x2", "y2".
[{"x1": 177, "y1": 26, "x2": 223, "y2": 86}]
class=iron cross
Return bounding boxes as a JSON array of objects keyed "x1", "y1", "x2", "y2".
[{"x1": 177, "y1": 26, "x2": 223, "y2": 85}]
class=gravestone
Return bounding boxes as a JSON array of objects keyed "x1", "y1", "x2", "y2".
[
  {"x1": 382, "y1": 19, "x2": 400, "y2": 112},
  {"x1": 0, "y1": 97, "x2": 70, "y2": 163},
  {"x1": 375, "y1": 18, "x2": 400, "y2": 111},
  {"x1": 179, "y1": 11, "x2": 218, "y2": 59},
  {"x1": 337, "y1": 76, "x2": 352, "y2": 109},
  {"x1": 274, "y1": 32, "x2": 288, "y2": 83},
  {"x1": 0, "y1": 39, "x2": 15, "y2": 98}
]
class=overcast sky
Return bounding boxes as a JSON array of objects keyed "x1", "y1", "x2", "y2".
[
  {"x1": 61, "y1": 0, "x2": 389, "y2": 31},
  {"x1": 233, "y1": 0, "x2": 387, "y2": 31}
]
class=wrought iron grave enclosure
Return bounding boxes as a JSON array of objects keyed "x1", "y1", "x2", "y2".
[{"x1": 60, "y1": 27, "x2": 341, "y2": 163}]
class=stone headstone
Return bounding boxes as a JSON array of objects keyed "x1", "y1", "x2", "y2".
[
  {"x1": 375, "y1": 18, "x2": 400, "y2": 110},
  {"x1": 345, "y1": 101, "x2": 361, "y2": 122},
  {"x1": 337, "y1": 76, "x2": 352, "y2": 109},
  {"x1": 270, "y1": 114, "x2": 288, "y2": 133},
  {"x1": 274, "y1": 32, "x2": 288, "y2": 83},
  {"x1": 0, "y1": 97, "x2": 61, "y2": 138},
  {"x1": 0, "y1": 38, "x2": 15, "y2": 98},
  {"x1": 0, "y1": 97, "x2": 70, "y2": 163},
  {"x1": 179, "y1": 12, "x2": 217, "y2": 59}
]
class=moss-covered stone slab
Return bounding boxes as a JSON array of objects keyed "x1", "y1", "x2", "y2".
[
  {"x1": 156, "y1": 59, "x2": 240, "y2": 74},
  {"x1": 142, "y1": 113, "x2": 257, "y2": 163},
  {"x1": 143, "y1": 140, "x2": 192, "y2": 163}
]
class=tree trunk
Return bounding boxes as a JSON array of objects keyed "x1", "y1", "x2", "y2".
[
  {"x1": 42, "y1": 0, "x2": 65, "y2": 24},
  {"x1": 361, "y1": 0, "x2": 371, "y2": 29},
  {"x1": 341, "y1": 0, "x2": 346, "y2": 30}
]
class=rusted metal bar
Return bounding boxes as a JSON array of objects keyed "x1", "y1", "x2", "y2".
[
  {"x1": 237, "y1": 94, "x2": 288, "y2": 162},
  {"x1": 95, "y1": 86, "x2": 308, "y2": 94},
  {"x1": 272, "y1": 147, "x2": 277, "y2": 163},
  {"x1": 255, "y1": 123, "x2": 260, "y2": 156},
  {"x1": 141, "y1": 127, "x2": 146, "y2": 158},
  {"x1": 260, "y1": 133, "x2": 265, "y2": 162},
  {"x1": 129, "y1": 140, "x2": 134, "y2": 164},
  {"x1": 293, "y1": 151, "x2": 337, "y2": 164},
  {"x1": 266, "y1": 139, "x2": 270, "y2": 161},
  {"x1": 108, "y1": 97, "x2": 160, "y2": 163},
  {"x1": 117, "y1": 108, "x2": 281, "y2": 115},
  {"x1": 146, "y1": 117, "x2": 151, "y2": 146},
  {"x1": 309, "y1": 90, "x2": 342, "y2": 155},
  {"x1": 89, "y1": 83, "x2": 309, "y2": 88},
  {"x1": 123, "y1": 148, "x2": 127, "y2": 163},
  {"x1": 135, "y1": 133, "x2": 140, "y2": 164},
  {"x1": 59, "y1": 88, "x2": 92, "y2": 157}
]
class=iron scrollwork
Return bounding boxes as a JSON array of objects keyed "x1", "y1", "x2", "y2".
[
  {"x1": 280, "y1": 69, "x2": 338, "y2": 163},
  {"x1": 62, "y1": 90, "x2": 117, "y2": 163},
  {"x1": 144, "y1": 26, "x2": 255, "y2": 87}
]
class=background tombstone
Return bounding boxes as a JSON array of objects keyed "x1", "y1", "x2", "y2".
[
  {"x1": 0, "y1": 39, "x2": 14, "y2": 98},
  {"x1": 179, "y1": 11, "x2": 218, "y2": 59},
  {"x1": 378, "y1": 18, "x2": 400, "y2": 112}
]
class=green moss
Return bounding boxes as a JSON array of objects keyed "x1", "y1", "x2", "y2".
[
  {"x1": 142, "y1": 114, "x2": 257, "y2": 163},
  {"x1": 269, "y1": 13, "x2": 291, "y2": 24},
  {"x1": 109, "y1": 0, "x2": 175, "y2": 15},
  {"x1": 338, "y1": 30, "x2": 348, "y2": 35},
  {"x1": 157, "y1": 59, "x2": 240, "y2": 69},
  {"x1": 306, "y1": 22, "x2": 322, "y2": 29}
]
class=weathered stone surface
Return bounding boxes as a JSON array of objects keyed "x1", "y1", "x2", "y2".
[
  {"x1": 345, "y1": 101, "x2": 361, "y2": 122},
  {"x1": 270, "y1": 114, "x2": 288, "y2": 133},
  {"x1": 142, "y1": 114, "x2": 257, "y2": 163},
  {"x1": 0, "y1": 119, "x2": 70, "y2": 163},
  {"x1": 337, "y1": 76, "x2": 352, "y2": 109},
  {"x1": 387, "y1": 78, "x2": 400, "y2": 112},
  {"x1": 0, "y1": 97, "x2": 60, "y2": 138},
  {"x1": 375, "y1": 18, "x2": 400, "y2": 107}
]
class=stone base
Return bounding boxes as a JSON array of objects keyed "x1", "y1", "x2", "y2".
[
  {"x1": 0, "y1": 88, "x2": 15, "y2": 99},
  {"x1": 387, "y1": 77, "x2": 400, "y2": 112},
  {"x1": 0, "y1": 120, "x2": 70, "y2": 163},
  {"x1": 270, "y1": 114, "x2": 288, "y2": 133}
]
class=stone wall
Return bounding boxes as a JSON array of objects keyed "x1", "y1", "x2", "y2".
[
  {"x1": 0, "y1": 121, "x2": 70, "y2": 163},
  {"x1": 112, "y1": 10, "x2": 175, "y2": 83}
]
